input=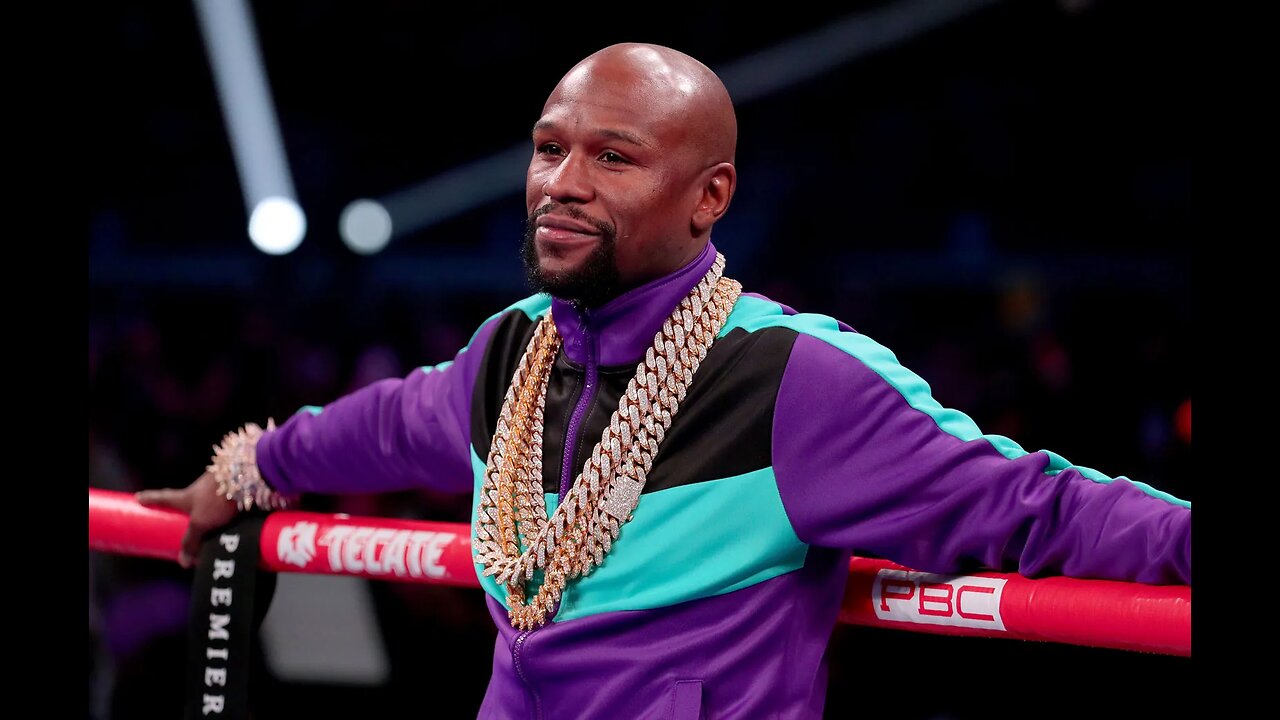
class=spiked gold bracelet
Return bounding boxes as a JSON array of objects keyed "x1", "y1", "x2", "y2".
[{"x1": 209, "y1": 418, "x2": 296, "y2": 511}]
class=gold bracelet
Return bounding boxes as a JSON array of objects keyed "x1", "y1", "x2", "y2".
[{"x1": 208, "y1": 418, "x2": 295, "y2": 511}]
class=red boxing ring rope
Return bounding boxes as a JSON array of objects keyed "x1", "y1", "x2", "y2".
[{"x1": 88, "y1": 488, "x2": 1190, "y2": 657}]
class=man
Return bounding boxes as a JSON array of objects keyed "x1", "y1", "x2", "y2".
[{"x1": 139, "y1": 42, "x2": 1191, "y2": 719}]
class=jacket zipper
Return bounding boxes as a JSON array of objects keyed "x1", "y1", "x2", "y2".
[
  {"x1": 513, "y1": 309, "x2": 597, "y2": 720},
  {"x1": 512, "y1": 631, "x2": 541, "y2": 720},
  {"x1": 560, "y1": 309, "x2": 598, "y2": 499}
]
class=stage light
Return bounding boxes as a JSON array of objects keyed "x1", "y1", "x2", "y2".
[
  {"x1": 339, "y1": 199, "x2": 393, "y2": 255},
  {"x1": 194, "y1": 0, "x2": 306, "y2": 254},
  {"x1": 248, "y1": 197, "x2": 307, "y2": 255}
]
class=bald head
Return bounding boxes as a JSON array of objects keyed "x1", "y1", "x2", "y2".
[
  {"x1": 552, "y1": 43, "x2": 737, "y2": 167},
  {"x1": 524, "y1": 43, "x2": 739, "y2": 305}
]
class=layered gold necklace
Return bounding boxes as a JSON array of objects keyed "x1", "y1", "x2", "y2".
[{"x1": 474, "y1": 253, "x2": 741, "y2": 630}]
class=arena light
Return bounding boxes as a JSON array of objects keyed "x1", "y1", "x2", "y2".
[
  {"x1": 338, "y1": 144, "x2": 530, "y2": 251},
  {"x1": 339, "y1": 199, "x2": 393, "y2": 255},
  {"x1": 248, "y1": 196, "x2": 306, "y2": 255},
  {"x1": 193, "y1": 0, "x2": 307, "y2": 255}
]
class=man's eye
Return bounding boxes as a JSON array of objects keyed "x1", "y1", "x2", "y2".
[
  {"x1": 600, "y1": 151, "x2": 628, "y2": 164},
  {"x1": 537, "y1": 143, "x2": 564, "y2": 156}
]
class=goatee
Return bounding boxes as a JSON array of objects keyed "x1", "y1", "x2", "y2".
[{"x1": 522, "y1": 206, "x2": 620, "y2": 309}]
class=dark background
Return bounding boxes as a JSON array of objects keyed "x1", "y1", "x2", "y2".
[{"x1": 88, "y1": 0, "x2": 1193, "y2": 717}]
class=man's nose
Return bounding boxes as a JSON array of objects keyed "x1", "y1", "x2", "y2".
[{"x1": 543, "y1": 152, "x2": 593, "y2": 203}]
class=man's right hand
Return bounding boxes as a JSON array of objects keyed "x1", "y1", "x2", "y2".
[{"x1": 136, "y1": 472, "x2": 239, "y2": 569}]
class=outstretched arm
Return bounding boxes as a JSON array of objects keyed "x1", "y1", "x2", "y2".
[
  {"x1": 138, "y1": 309, "x2": 507, "y2": 566},
  {"x1": 773, "y1": 328, "x2": 1190, "y2": 585}
]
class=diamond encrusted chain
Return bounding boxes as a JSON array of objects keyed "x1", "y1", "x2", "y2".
[{"x1": 474, "y1": 253, "x2": 741, "y2": 630}]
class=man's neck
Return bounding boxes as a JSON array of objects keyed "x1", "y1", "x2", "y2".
[{"x1": 550, "y1": 241, "x2": 719, "y2": 366}]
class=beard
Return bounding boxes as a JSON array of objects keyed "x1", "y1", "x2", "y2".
[{"x1": 522, "y1": 205, "x2": 621, "y2": 309}]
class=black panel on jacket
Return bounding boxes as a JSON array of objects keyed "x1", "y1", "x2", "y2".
[
  {"x1": 471, "y1": 314, "x2": 799, "y2": 496},
  {"x1": 471, "y1": 309, "x2": 539, "y2": 460},
  {"x1": 609, "y1": 326, "x2": 796, "y2": 493}
]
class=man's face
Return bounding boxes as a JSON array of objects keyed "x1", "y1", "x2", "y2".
[{"x1": 524, "y1": 62, "x2": 704, "y2": 304}]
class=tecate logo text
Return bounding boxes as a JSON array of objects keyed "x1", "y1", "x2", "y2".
[{"x1": 276, "y1": 521, "x2": 455, "y2": 579}]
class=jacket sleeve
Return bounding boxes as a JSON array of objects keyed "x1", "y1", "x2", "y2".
[
  {"x1": 254, "y1": 312, "x2": 505, "y2": 497},
  {"x1": 772, "y1": 328, "x2": 1190, "y2": 585}
]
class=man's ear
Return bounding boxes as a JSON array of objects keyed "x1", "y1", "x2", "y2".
[{"x1": 691, "y1": 163, "x2": 736, "y2": 236}]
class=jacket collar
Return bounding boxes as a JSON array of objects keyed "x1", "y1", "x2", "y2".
[{"x1": 551, "y1": 241, "x2": 717, "y2": 366}]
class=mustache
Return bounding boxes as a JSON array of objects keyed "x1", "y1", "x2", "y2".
[{"x1": 530, "y1": 203, "x2": 615, "y2": 236}]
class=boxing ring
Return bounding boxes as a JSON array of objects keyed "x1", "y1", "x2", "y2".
[{"x1": 88, "y1": 487, "x2": 1190, "y2": 657}]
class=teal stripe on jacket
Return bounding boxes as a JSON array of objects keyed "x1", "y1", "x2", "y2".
[
  {"x1": 725, "y1": 294, "x2": 1189, "y2": 508},
  {"x1": 470, "y1": 450, "x2": 808, "y2": 621}
]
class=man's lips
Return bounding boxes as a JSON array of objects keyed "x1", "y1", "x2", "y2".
[
  {"x1": 536, "y1": 214, "x2": 602, "y2": 235},
  {"x1": 535, "y1": 214, "x2": 602, "y2": 244}
]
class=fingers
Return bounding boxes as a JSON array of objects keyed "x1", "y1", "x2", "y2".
[
  {"x1": 135, "y1": 487, "x2": 192, "y2": 514},
  {"x1": 179, "y1": 526, "x2": 198, "y2": 569},
  {"x1": 135, "y1": 474, "x2": 242, "y2": 569},
  {"x1": 178, "y1": 511, "x2": 224, "y2": 570},
  {"x1": 138, "y1": 474, "x2": 242, "y2": 570}
]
